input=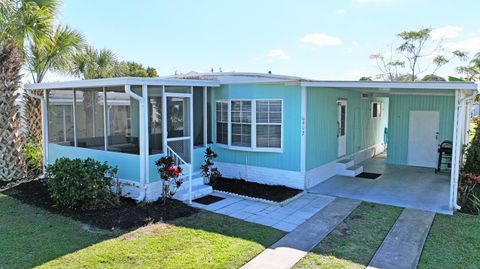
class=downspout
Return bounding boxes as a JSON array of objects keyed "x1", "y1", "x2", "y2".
[
  {"x1": 452, "y1": 87, "x2": 478, "y2": 210},
  {"x1": 125, "y1": 84, "x2": 147, "y2": 202},
  {"x1": 25, "y1": 89, "x2": 48, "y2": 177}
]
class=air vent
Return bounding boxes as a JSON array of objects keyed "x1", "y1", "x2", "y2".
[{"x1": 361, "y1": 93, "x2": 369, "y2": 99}]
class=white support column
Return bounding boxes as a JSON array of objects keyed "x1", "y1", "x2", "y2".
[
  {"x1": 103, "y1": 87, "x2": 108, "y2": 151},
  {"x1": 450, "y1": 90, "x2": 467, "y2": 211},
  {"x1": 189, "y1": 86, "x2": 194, "y2": 204},
  {"x1": 42, "y1": 90, "x2": 49, "y2": 173},
  {"x1": 72, "y1": 88, "x2": 77, "y2": 147},
  {"x1": 300, "y1": 86, "x2": 307, "y2": 178},
  {"x1": 162, "y1": 86, "x2": 167, "y2": 153},
  {"x1": 203, "y1": 86, "x2": 208, "y2": 147}
]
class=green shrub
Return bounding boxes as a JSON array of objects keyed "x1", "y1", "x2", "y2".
[
  {"x1": 464, "y1": 124, "x2": 480, "y2": 175},
  {"x1": 44, "y1": 157, "x2": 119, "y2": 210},
  {"x1": 24, "y1": 136, "x2": 43, "y2": 177}
]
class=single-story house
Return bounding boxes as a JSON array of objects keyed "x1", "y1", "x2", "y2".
[{"x1": 25, "y1": 72, "x2": 478, "y2": 214}]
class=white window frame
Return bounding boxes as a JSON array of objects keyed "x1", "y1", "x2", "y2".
[
  {"x1": 215, "y1": 100, "x2": 229, "y2": 145},
  {"x1": 214, "y1": 99, "x2": 283, "y2": 153},
  {"x1": 371, "y1": 101, "x2": 383, "y2": 118}
]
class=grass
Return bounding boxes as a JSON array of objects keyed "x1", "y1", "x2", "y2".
[
  {"x1": 0, "y1": 193, "x2": 284, "y2": 269},
  {"x1": 293, "y1": 202, "x2": 403, "y2": 269},
  {"x1": 418, "y1": 213, "x2": 480, "y2": 269}
]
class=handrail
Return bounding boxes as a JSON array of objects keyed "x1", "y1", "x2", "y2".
[{"x1": 166, "y1": 145, "x2": 192, "y2": 204}]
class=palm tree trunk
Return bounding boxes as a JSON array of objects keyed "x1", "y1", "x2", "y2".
[{"x1": 0, "y1": 41, "x2": 27, "y2": 181}]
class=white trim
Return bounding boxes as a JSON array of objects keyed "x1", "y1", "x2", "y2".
[
  {"x1": 203, "y1": 86, "x2": 208, "y2": 147},
  {"x1": 388, "y1": 92, "x2": 455, "y2": 96},
  {"x1": 72, "y1": 89, "x2": 77, "y2": 147},
  {"x1": 215, "y1": 161, "x2": 304, "y2": 190},
  {"x1": 300, "y1": 86, "x2": 307, "y2": 176},
  {"x1": 102, "y1": 87, "x2": 108, "y2": 151},
  {"x1": 25, "y1": 77, "x2": 220, "y2": 90},
  {"x1": 301, "y1": 81, "x2": 477, "y2": 90},
  {"x1": 142, "y1": 85, "x2": 150, "y2": 186}
]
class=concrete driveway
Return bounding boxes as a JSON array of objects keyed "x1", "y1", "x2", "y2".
[{"x1": 308, "y1": 154, "x2": 452, "y2": 214}]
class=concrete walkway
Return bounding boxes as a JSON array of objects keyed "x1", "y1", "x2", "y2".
[
  {"x1": 367, "y1": 208, "x2": 435, "y2": 269},
  {"x1": 192, "y1": 192, "x2": 335, "y2": 232},
  {"x1": 241, "y1": 198, "x2": 361, "y2": 269}
]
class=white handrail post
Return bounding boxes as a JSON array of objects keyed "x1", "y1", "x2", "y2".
[{"x1": 188, "y1": 164, "x2": 192, "y2": 204}]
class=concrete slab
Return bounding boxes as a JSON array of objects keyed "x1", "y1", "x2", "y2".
[
  {"x1": 367, "y1": 208, "x2": 435, "y2": 269},
  {"x1": 241, "y1": 198, "x2": 361, "y2": 269},
  {"x1": 309, "y1": 154, "x2": 452, "y2": 214}
]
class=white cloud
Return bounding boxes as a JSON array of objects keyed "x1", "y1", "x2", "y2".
[
  {"x1": 337, "y1": 9, "x2": 346, "y2": 15},
  {"x1": 267, "y1": 49, "x2": 292, "y2": 60},
  {"x1": 431, "y1": 26, "x2": 463, "y2": 40},
  {"x1": 355, "y1": 0, "x2": 392, "y2": 3},
  {"x1": 301, "y1": 33, "x2": 342, "y2": 46},
  {"x1": 445, "y1": 37, "x2": 480, "y2": 53}
]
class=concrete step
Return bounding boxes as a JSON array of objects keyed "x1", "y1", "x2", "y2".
[
  {"x1": 174, "y1": 184, "x2": 213, "y2": 202},
  {"x1": 335, "y1": 159, "x2": 355, "y2": 172},
  {"x1": 338, "y1": 164, "x2": 363, "y2": 177}
]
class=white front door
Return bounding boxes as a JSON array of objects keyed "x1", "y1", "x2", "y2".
[
  {"x1": 163, "y1": 94, "x2": 193, "y2": 163},
  {"x1": 407, "y1": 110, "x2": 439, "y2": 168},
  {"x1": 337, "y1": 100, "x2": 347, "y2": 157}
]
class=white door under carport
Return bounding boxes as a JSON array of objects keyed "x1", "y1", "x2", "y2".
[{"x1": 407, "y1": 110, "x2": 440, "y2": 168}]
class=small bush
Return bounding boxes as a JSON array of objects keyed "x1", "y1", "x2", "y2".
[
  {"x1": 44, "y1": 157, "x2": 119, "y2": 210},
  {"x1": 24, "y1": 136, "x2": 43, "y2": 177},
  {"x1": 472, "y1": 115, "x2": 480, "y2": 124},
  {"x1": 200, "y1": 147, "x2": 221, "y2": 184}
]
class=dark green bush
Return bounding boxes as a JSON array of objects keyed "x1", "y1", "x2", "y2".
[{"x1": 44, "y1": 157, "x2": 118, "y2": 210}]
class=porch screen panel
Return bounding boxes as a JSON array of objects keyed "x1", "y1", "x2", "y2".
[
  {"x1": 75, "y1": 89, "x2": 105, "y2": 150},
  {"x1": 47, "y1": 90, "x2": 74, "y2": 146},
  {"x1": 231, "y1": 101, "x2": 252, "y2": 147},
  {"x1": 149, "y1": 95, "x2": 162, "y2": 154},
  {"x1": 256, "y1": 100, "x2": 282, "y2": 148},
  {"x1": 106, "y1": 87, "x2": 139, "y2": 154},
  {"x1": 216, "y1": 101, "x2": 228, "y2": 145}
]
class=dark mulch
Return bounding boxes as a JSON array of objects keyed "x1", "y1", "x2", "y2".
[
  {"x1": 209, "y1": 177, "x2": 302, "y2": 203},
  {"x1": 356, "y1": 172, "x2": 382, "y2": 179},
  {"x1": 0, "y1": 178, "x2": 36, "y2": 192},
  {"x1": 1, "y1": 180, "x2": 198, "y2": 230},
  {"x1": 193, "y1": 195, "x2": 225, "y2": 205}
]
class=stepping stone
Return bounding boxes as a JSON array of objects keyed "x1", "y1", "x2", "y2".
[
  {"x1": 367, "y1": 208, "x2": 435, "y2": 269},
  {"x1": 241, "y1": 198, "x2": 360, "y2": 269}
]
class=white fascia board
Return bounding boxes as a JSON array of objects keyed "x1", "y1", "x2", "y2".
[
  {"x1": 301, "y1": 81, "x2": 477, "y2": 91},
  {"x1": 25, "y1": 77, "x2": 220, "y2": 90}
]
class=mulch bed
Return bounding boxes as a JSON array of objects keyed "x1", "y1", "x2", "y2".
[
  {"x1": 209, "y1": 177, "x2": 302, "y2": 203},
  {"x1": 1, "y1": 180, "x2": 198, "y2": 230},
  {"x1": 193, "y1": 195, "x2": 225, "y2": 205},
  {"x1": 356, "y1": 172, "x2": 382, "y2": 179}
]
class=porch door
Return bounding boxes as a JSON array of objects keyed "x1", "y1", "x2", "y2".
[
  {"x1": 337, "y1": 100, "x2": 347, "y2": 157},
  {"x1": 407, "y1": 110, "x2": 439, "y2": 168},
  {"x1": 163, "y1": 94, "x2": 192, "y2": 163}
]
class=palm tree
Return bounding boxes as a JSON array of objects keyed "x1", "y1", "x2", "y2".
[
  {"x1": 0, "y1": 41, "x2": 27, "y2": 181},
  {"x1": 70, "y1": 46, "x2": 119, "y2": 79}
]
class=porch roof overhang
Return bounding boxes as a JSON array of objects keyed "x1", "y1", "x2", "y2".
[
  {"x1": 24, "y1": 77, "x2": 220, "y2": 90},
  {"x1": 300, "y1": 80, "x2": 478, "y2": 92}
]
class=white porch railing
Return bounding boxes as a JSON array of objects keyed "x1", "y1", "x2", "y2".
[{"x1": 166, "y1": 145, "x2": 192, "y2": 204}]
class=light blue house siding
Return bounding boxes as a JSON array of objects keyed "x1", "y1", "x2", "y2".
[
  {"x1": 306, "y1": 87, "x2": 389, "y2": 170},
  {"x1": 48, "y1": 143, "x2": 141, "y2": 181},
  {"x1": 387, "y1": 95, "x2": 454, "y2": 165},
  {"x1": 211, "y1": 83, "x2": 302, "y2": 172}
]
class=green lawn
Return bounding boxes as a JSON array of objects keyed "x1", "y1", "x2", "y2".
[
  {"x1": 418, "y1": 213, "x2": 480, "y2": 269},
  {"x1": 0, "y1": 193, "x2": 284, "y2": 269},
  {"x1": 293, "y1": 202, "x2": 403, "y2": 269}
]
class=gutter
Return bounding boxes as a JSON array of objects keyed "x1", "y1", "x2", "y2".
[{"x1": 124, "y1": 85, "x2": 147, "y2": 202}]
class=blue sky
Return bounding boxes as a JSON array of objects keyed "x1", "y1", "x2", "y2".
[{"x1": 49, "y1": 0, "x2": 480, "y2": 81}]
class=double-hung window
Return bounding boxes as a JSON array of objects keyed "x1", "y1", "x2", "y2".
[
  {"x1": 256, "y1": 100, "x2": 282, "y2": 148},
  {"x1": 216, "y1": 101, "x2": 228, "y2": 145},
  {"x1": 215, "y1": 99, "x2": 282, "y2": 151}
]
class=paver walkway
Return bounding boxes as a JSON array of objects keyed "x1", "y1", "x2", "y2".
[
  {"x1": 367, "y1": 208, "x2": 435, "y2": 269},
  {"x1": 191, "y1": 192, "x2": 335, "y2": 232},
  {"x1": 241, "y1": 198, "x2": 361, "y2": 269}
]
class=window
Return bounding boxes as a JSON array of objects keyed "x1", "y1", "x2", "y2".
[
  {"x1": 149, "y1": 96, "x2": 163, "y2": 154},
  {"x1": 216, "y1": 101, "x2": 228, "y2": 145},
  {"x1": 256, "y1": 100, "x2": 282, "y2": 148},
  {"x1": 371, "y1": 101, "x2": 382, "y2": 118},
  {"x1": 231, "y1": 101, "x2": 252, "y2": 147},
  {"x1": 215, "y1": 99, "x2": 282, "y2": 151}
]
